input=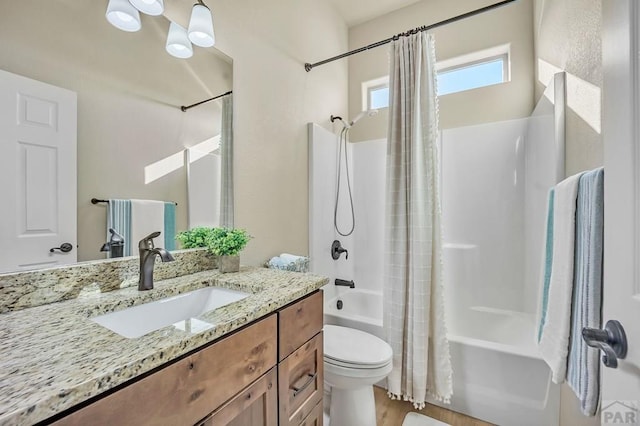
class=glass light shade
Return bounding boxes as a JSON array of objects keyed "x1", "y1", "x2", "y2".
[
  {"x1": 105, "y1": 0, "x2": 141, "y2": 32},
  {"x1": 129, "y1": 0, "x2": 164, "y2": 16},
  {"x1": 166, "y1": 22, "x2": 193, "y2": 59},
  {"x1": 188, "y1": 3, "x2": 215, "y2": 48}
]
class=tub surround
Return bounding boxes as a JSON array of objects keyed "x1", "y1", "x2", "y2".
[{"x1": 0, "y1": 261, "x2": 328, "y2": 425}]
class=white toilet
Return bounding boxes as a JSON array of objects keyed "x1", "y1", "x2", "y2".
[{"x1": 324, "y1": 325, "x2": 393, "y2": 426}]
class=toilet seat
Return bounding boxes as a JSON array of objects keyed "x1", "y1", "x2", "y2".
[
  {"x1": 324, "y1": 356, "x2": 389, "y2": 369},
  {"x1": 324, "y1": 325, "x2": 392, "y2": 369}
]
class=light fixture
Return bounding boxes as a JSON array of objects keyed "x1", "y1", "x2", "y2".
[
  {"x1": 105, "y1": 0, "x2": 211, "y2": 59},
  {"x1": 166, "y1": 22, "x2": 194, "y2": 59},
  {"x1": 129, "y1": 0, "x2": 164, "y2": 16},
  {"x1": 105, "y1": 0, "x2": 141, "y2": 32},
  {"x1": 188, "y1": 0, "x2": 215, "y2": 48}
]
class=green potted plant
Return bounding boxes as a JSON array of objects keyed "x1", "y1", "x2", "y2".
[
  {"x1": 206, "y1": 227, "x2": 252, "y2": 273},
  {"x1": 175, "y1": 227, "x2": 216, "y2": 249}
]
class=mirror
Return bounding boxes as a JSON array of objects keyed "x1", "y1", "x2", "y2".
[{"x1": 0, "y1": 0, "x2": 233, "y2": 272}]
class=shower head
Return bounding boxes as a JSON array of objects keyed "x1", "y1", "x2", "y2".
[
  {"x1": 348, "y1": 109, "x2": 379, "y2": 128},
  {"x1": 331, "y1": 109, "x2": 379, "y2": 129}
]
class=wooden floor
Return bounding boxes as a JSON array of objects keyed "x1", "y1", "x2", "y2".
[{"x1": 374, "y1": 386, "x2": 493, "y2": 426}]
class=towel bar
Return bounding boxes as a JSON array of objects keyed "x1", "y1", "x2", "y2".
[{"x1": 91, "y1": 198, "x2": 177, "y2": 206}]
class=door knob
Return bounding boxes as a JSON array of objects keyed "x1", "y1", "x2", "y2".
[
  {"x1": 50, "y1": 243, "x2": 73, "y2": 253},
  {"x1": 582, "y1": 320, "x2": 628, "y2": 368}
]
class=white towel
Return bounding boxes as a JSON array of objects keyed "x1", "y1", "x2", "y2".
[
  {"x1": 130, "y1": 200, "x2": 165, "y2": 250},
  {"x1": 539, "y1": 172, "x2": 583, "y2": 383},
  {"x1": 279, "y1": 253, "x2": 305, "y2": 263}
]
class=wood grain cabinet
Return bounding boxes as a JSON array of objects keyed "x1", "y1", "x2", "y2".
[
  {"x1": 51, "y1": 290, "x2": 323, "y2": 426},
  {"x1": 278, "y1": 291, "x2": 324, "y2": 426},
  {"x1": 196, "y1": 367, "x2": 278, "y2": 426}
]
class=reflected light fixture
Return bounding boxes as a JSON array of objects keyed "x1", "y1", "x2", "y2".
[
  {"x1": 166, "y1": 22, "x2": 194, "y2": 59},
  {"x1": 129, "y1": 0, "x2": 164, "y2": 16},
  {"x1": 188, "y1": 0, "x2": 215, "y2": 48},
  {"x1": 106, "y1": 0, "x2": 141, "y2": 32},
  {"x1": 106, "y1": 0, "x2": 213, "y2": 59}
]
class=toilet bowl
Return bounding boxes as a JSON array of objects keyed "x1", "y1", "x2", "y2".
[{"x1": 324, "y1": 324, "x2": 393, "y2": 426}]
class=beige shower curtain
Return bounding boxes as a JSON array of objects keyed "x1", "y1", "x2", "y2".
[
  {"x1": 220, "y1": 94, "x2": 234, "y2": 228},
  {"x1": 383, "y1": 32, "x2": 453, "y2": 408}
]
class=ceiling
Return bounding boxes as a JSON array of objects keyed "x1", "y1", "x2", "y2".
[{"x1": 327, "y1": 0, "x2": 423, "y2": 27}]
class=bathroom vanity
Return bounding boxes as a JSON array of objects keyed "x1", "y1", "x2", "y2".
[
  {"x1": 0, "y1": 252, "x2": 327, "y2": 426},
  {"x1": 52, "y1": 291, "x2": 323, "y2": 426}
]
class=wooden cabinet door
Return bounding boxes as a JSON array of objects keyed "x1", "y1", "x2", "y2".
[
  {"x1": 278, "y1": 291, "x2": 323, "y2": 361},
  {"x1": 53, "y1": 315, "x2": 277, "y2": 426},
  {"x1": 299, "y1": 401, "x2": 323, "y2": 426},
  {"x1": 278, "y1": 332, "x2": 323, "y2": 426},
  {"x1": 197, "y1": 368, "x2": 278, "y2": 426}
]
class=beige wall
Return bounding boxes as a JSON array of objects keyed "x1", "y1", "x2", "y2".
[
  {"x1": 347, "y1": 0, "x2": 534, "y2": 142},
  {"x1": 206, "y1": 0, "x2": 349, "y2": 265},
  {"x1": 534, "y1": 0, "x2": 603, "y2": 177},
  {"x1": 0, "y1": 0, "x2": 348, "y2": 266},
  {"x1": 0, "y1": 1, "x2": 232, "y2": 262},
  {"x1": 534, "y1": 1, "x2": 602, "y2": 424}
]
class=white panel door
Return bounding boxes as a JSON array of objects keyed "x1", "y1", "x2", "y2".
[
  {"x1": 0, "y1": 69, "x2": 77, "y2": 272},
  {"x1": 601, "y1": 0, "x2": 640, "y2": 421}
]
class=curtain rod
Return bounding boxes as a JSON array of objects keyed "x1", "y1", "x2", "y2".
[
  {"x1": 181, "y1": 90, "x2": 232, "y2": 112},
  {"x1": 304, "y1": 0, "x2": 518, "y2": 72}
]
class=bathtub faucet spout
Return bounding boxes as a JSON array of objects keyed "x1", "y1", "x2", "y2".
[{"x1": 335, "y1": 278, "x2": 355, "y2": 288}]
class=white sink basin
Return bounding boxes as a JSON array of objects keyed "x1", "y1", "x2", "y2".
[{"x1": 91, "y1": 287, "x2": 249, "y2": 338}]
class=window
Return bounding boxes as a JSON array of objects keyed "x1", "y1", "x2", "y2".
[
  {"x1": 369, "y1": 85, "x2": 389, "y2": 109},
  {"x1": 359, "y1": 44, "x2": 511, "y2": 110},
  {"x1": 435, "y1": 44, "x2": 510, "y2": 96},
  {"x1": 362, "y1": 76, "x2": 389, "y2": 111}
]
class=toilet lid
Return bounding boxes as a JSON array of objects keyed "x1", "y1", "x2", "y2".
[{"x1": 324, "y1": 325, "x2": 392, "y2": 367}]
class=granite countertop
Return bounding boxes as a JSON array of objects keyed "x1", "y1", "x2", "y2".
[{"x1": 0, "y1": 267, "x2": 328, "y2": 426}]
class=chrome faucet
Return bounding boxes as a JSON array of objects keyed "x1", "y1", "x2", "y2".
[{"x1": 138, "y1": 231, "x2": 175, "y2": 291}]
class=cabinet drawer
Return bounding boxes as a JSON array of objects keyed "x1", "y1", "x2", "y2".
[
  {"x1": 196, "y1": 367, "x2": 278, "y2": 426},
  {"x1": 278, "y1": 290, "x2": 323, "y2": 361},
  {"x1": 54, "y1": 314, "x2": 277, "y2": 426},
  {"x1": 299, "y1": 401, "x2": 323, "y2": 426},
  {"x1": 278, "y1": 332, "x2": 323, "y2": 426}
]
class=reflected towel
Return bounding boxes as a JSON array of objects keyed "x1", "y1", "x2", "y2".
[
  {"x1": 538, "y1": 171, "x2": 583, "y2": 384},
  {"x1": 131, "y1": 200, "x2": 165, "y2": 250},
  {"x1": 107, "y1": 199, "x2": 131, "y2": 257},
  {"x1": 164, "y1": 202, "x2": 176, "y2": 251},
  {"x1": 567, "y1": 167, "x2": 604, "y2": 416}
]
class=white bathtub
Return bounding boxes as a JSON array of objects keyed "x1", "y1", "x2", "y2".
[{"x1": 324, "y1": 290, "x2": 560, "y2": 426}]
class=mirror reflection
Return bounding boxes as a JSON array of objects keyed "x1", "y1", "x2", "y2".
[{"x1": 0, "y1": 0, "x2": 233, "y2": 273}]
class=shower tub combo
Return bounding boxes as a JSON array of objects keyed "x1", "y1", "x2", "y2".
[
  {"x1": 324, "y1": 289, "x2": 559, "y2": 426},
  {"x1": 309, "y1": 73, "x2": 566, "y2": 426}
]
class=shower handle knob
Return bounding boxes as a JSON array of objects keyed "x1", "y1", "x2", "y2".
[
  {"x1": 582, "y1": 320, "x2": 628, "y2": 368},
  {"x1": 331, "y1": 240, "x2": 348, "y2": 260}
]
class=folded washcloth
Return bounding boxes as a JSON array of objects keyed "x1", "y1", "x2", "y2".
[
  {"x1": 265, "y1": 253, "x2": 309, "y2": 272},
  {"x1": 267, "y1": 257, "x2": 287, "y2": 268},
  {"x1": 539, "y1": 171, "x2": 584, "y2": 384},
  {"x1": 279, "y1": 253, "x2": 305, "y2": 263}
]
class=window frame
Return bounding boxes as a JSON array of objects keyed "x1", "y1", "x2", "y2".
[
  {"x1": 435, "y1": 43, "x2": 511, "y2": 95},
  {"x1": 359, "y1": 43, "x2": 512, "y2": 111},
  {"x1": 361, "y1": 76, "x2": 390, "y2": 112}
]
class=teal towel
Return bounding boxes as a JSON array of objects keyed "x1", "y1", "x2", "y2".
[
  {"x1": 538, "y1": 188, "x2": 555, "y2": 342},
  {"x1": 107, "y1": 199, "x2": 132, "y2": 257},
  {"x1": 164, "y1": 202, "x2": 176, "y2": 251},
  {"x1": 567, "y1": 167, "x2": 604, "y2": 416}
]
